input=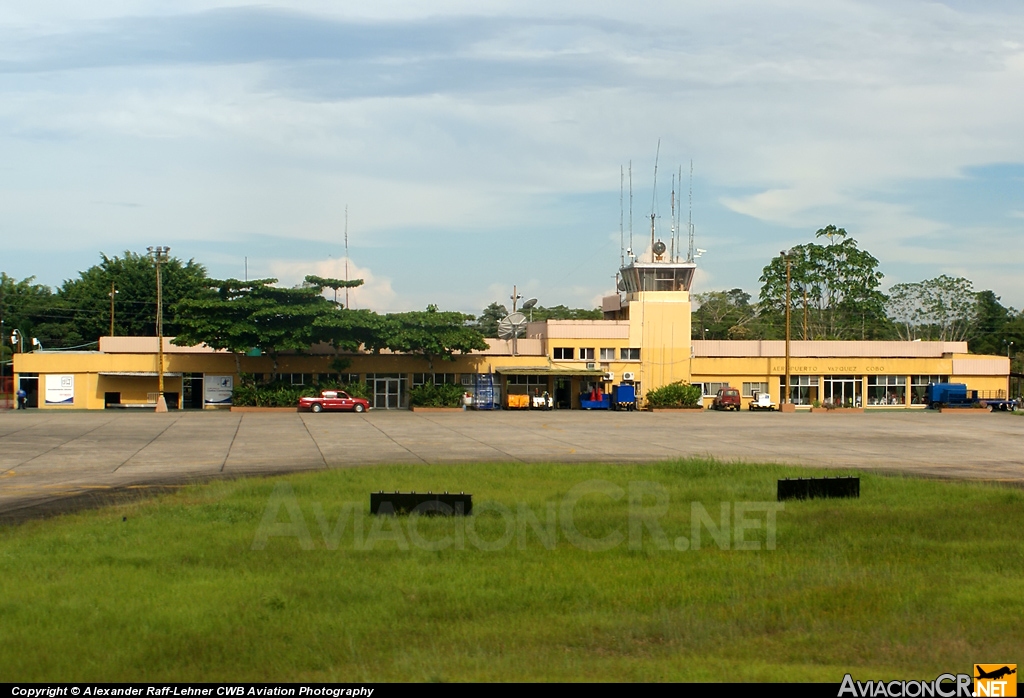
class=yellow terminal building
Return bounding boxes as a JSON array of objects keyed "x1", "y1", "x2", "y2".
[{"x1": 11, "y1": 253, "x2": 1010, "y2": 410}]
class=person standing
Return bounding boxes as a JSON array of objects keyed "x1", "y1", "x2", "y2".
[{"x1": 16, "y1": 387, "x2": 27, "y2": 410}]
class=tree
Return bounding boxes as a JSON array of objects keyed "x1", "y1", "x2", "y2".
[
  {"x1": 759, "y1": 226, "x2": 888, "y2": 340},
  {"x1": 0, "y1": 273, "x2": 60, "y2": 354},
  {"x1": 172, "y1": 278, "x2": 342, "y2": 373},
  {"x1": 886, "y1": 275, "x2": 977, "y2": 342},
  {"x1": 968, "y1": 290, "x2": 1011, "y2": 355},
  {"x1": 303, "y1": 275, "x2": 364, "y2": 307},
  {"x1": 691, "y1": 289, "x2": 757, "y2": 340},
  {"x1": 473, "y1": 302, "x2": 601, "y2": 338},
  {"x1": 474, "y1": 302, "x2": 508, "y2": 338},
  {"x1": 372, "y1": 305, "x2": 488, "y2": 369},
  {"x1": 45, "y1": 251, "x2": 213, "y2": 346},
  {"x1": 523, "y1": 305, "x2": 602, "y2": 322}
]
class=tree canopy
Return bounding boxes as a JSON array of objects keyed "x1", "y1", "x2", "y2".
[
  {"x1": 759, "y1": 225, "x2": 888, "y2": 340},
  {"x1": 886, "y1": 275, "x2": 978, "y2": 342},
  {"x1": 173, "y1": 278, "x2": 487, "y2": 374},
  {"x1": 692, "y1": 289, "x2": 756, "y2": 340}
]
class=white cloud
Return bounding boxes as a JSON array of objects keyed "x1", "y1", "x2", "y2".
[
  {"x1": 266, "y1": 257, "x2": 400, "y2": 312},
  {"x1": 2, "y1": 1, "x2": 1024, "y2": 307}
]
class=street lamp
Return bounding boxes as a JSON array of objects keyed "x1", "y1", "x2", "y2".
[
  {"x1": 148, "y1": 245, "x2": 171, "y2": 413},
  {"x1": 781, "y1": 249, "x2": 795, "y2": 408},
  {"x1": 11, "y1": 329, "x2": 23, "y2": 354}
]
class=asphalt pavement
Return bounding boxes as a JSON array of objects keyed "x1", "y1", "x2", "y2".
[{"x1": 1, "y1": 408, "x2": 1022, "y2": 521}]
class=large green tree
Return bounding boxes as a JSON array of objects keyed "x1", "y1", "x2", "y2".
[
  {"x1": 49, "y1": 251, "x2": 213, "y2": 346},
  {"x1": 759, "y1": 226, "x2": 888, "y2": 340},
  {"x1": 0, "y1": 273, "x2": 59, "y2": 355},
  {"x1": 370, "y1": 305, "x2": 488, "y2": 368},
  {"x1": 172, "y1": 277, "x2": 342, "y2": 373},
  {"x1": 692, "y1": 289, "x2": 757, "y2": 340},
  {"x1": 886, "y1": 275, "x2": 977, "y2": 342}
]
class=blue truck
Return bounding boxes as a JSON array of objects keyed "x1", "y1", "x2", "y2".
[{"x1": 925, "y1": 383, "x2": 1017, "y2": 411}]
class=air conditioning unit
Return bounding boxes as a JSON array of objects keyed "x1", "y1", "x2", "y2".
[
  {"x1": 623, "y1": 371, "x2": 635, "y2": 381},
  {"x1": 586, "y1": 362, "x2": 596, "y2": 370},
  {"x1": 603, "y1": 372, "x2": 614, "y2": 382}
]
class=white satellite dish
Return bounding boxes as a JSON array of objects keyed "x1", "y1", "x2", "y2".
[
  {"x1": 522, "y1": 298, "x2": 538, "y2": 310},
  {"x1": 498, "y1": 311, "x2": 528, "y2": 355}
]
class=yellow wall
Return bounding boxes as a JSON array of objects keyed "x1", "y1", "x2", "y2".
[{"x1": 627, "y1": 291, "x2": 692, "y2": 392}]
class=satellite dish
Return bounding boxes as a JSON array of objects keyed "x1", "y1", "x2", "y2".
[
  {"x1": 616, "y1": 278, "x2": 626, "y2": 291},
  {"x1": 522, "y1": 298, "x2": 538, "y2": 310},
  {"x1": 497, "y1": 311, "x2": 528, "y2": 340},
  {"x1": 653, "y1": 240, "x2": 667, "y2": 256}
]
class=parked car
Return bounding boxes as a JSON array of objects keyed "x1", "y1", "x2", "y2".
[
  {"x1": 711, "y1": 387, "x2": 741, "y2": 411},
  {"x1": 748, "y1": 390, "x2": 776, "y2": 411},
  {"x1": 299, "y1": 390, "x2": 370, "y2": 413}
]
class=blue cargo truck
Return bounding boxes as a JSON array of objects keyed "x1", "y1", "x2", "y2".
[{"x1": 925, "y1": 383, "x2": 1017, "y2": 411}]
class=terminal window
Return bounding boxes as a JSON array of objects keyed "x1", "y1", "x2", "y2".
[
  {"x1": 867, "y1": 375, "x2": 906, "y2": 405},
  {"x1": 599, "y1": 348, "x2": 616, "y2": 361},
  {"x1": 620, "y1": 348, "x2": 640, "y2": 361},
  {"x1": 742, "y1": 382, "x2": 768, "y2": 397},
  {"x1": 579, "y1": 348, "x2": 595, "y2": 361},
  {"x1": 553, "y1": 348, "x2": 575, "y2": 360}
]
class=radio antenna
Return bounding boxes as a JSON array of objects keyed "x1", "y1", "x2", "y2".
[
  {"x1": 670, "y1": 172, "x2": 676, "y2": 262},
  {"x1": 619, "y1": 165, "x2": 624, "y2": 267},
  {"x1": 687, "y1": 160, "x2": 695, "y2": 263},
  {"x1": 650, "y1": 139, "x2": 660, "y2": 254},
  {"x1": 628, "y1": 161, "x2": 633, "y2": 256},
  {"x1": 344, "y1": 205, "x2": 350, "y2": 308}
]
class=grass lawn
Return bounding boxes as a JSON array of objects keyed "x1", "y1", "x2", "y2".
[{"x1": 1, "y1": 460, "x2": 1022, "y2": 682}]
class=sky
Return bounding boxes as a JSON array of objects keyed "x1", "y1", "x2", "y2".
[{"x1": 1, "y1": 0, "x2": 1022, "y2": 314}]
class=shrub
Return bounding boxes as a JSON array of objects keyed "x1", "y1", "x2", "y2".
[
  {"x1": 645, "y1": 381, "x2": 702, "y2": 408},
  {"x1": 232, "y1": 373, "x2": 369, "y2": 407},
  {"x1": 409, "y1": 382, "x2": 464, "y2": 408}
]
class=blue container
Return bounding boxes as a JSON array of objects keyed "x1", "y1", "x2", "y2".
[{"x1": 612, "y1": 384, "x2": 636, "y2": 410}]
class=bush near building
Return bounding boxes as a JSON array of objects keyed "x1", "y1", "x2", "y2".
[
  {"x1": 646, "y1": 381, "x2": 702, "y2": 408},
  {"x1": 409, "y1": 382, "x2": 464, "y2": 408},
  {"x1": 231, "y1": 374, "x2": 370, "y2": 407}
]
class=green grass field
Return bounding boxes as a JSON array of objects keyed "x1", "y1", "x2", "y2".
[{"x1": 1, "y1": 460, "x2": 1022, "y2": 682}]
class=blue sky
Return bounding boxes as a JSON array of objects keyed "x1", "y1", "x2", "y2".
[{"x1": 1, "y1": 1, "x2": 1022, "y2": 313}]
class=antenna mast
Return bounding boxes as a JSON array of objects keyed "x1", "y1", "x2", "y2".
[
  {"x1": 670, "y1": 172, "x2": 676, "y2": 262},
  {"x1": 677, "y1": 165, "x2": 683, "y2": 261},
  {"x1": 344, "y1": 205, "x2": 350, "y2": 308},
  {"x1": 628, "y1": 161, "x2": 633, "y2": 256},
  {"x1": 650, "y1": 139, "x2": 660, "y2": 255},
  {"x1": 619, "y1": 166, "x2": 624, "y2": 267},
  {"x1": 687, "y1": 160, "x2": 695, "y2": 263}
]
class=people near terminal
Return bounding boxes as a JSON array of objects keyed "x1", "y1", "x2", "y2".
[{"x1": 16, "y1": 388, "x2": 27, "y2": 409}]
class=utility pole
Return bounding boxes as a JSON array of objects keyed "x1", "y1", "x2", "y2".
[
  {"x1": 109, "y1": 281, "x2": 118, "y2": 337},
  {"x1": 148, "y1": 246, "x2": 171, "y2": 413},
  {"x1": 782, "y1": 249, "x2": 794, "y2": 408},
  {"x1": 803, "y1": 286, "x2": 808, "y2": 341}
]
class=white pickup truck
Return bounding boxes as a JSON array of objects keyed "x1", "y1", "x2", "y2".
[{"x1": 748, "y1": 391, "x2": 776, "y2": 411}]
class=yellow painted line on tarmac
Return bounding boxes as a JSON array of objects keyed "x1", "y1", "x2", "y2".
[{"x1": 1, "y1": 471, "x2": 16, "y2": 478}]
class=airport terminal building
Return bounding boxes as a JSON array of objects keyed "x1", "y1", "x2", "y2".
[{"x1": 11, "y1": 255, "x2": 1010, "y2": 411}]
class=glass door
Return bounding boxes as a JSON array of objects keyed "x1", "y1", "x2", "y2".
[
  {"x1": 373, "y1": 378, "x2": 401, "y2": 409},
  {"x1": 824, "y1": 376, "x2": 862, "y2": 407}
]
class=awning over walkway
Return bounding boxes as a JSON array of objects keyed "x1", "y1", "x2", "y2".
[
  {"x1": 98, "y1": 372, "x2": 184, "y2": 377},
  {"x1": 495, "y1": 366, "x2": 606, "y2": 377}
]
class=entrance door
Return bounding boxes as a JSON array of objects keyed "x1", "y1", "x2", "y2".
[
  {"x1": 19, "y1": 376, "x2": 39, "y2": 408},
  {"x1": 182, "y1": 373, "x2": 204, "y2": 409},
  {"x1": 824, "y1": 376, "x2": 862, "y2": 407},
  {"x1": 373, "y1": 378, "x2": 401, "y2": 409},
  {"x1": 554, "y1": 378, "x2": 571, "y2": 409}
]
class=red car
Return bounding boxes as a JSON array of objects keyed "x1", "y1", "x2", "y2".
[
  {"x1": 299, "y1": 390, "x2": 370, "y2": 413},
  {"x1": 711, "y1": 387, "x2": 741, "y2": 411}
]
